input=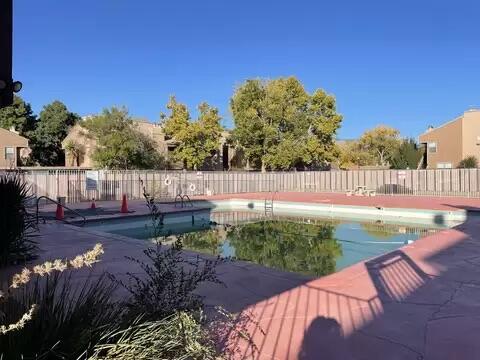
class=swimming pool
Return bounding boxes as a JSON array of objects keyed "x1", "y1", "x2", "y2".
[{"x1": 84, "y1": 210, "x2": 451, "y2": 277}]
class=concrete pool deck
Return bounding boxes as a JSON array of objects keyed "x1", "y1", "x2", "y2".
[
  {"x1": 36, "y1": 192, "x2": 478, "y2": 225},
  {"x1": 196, "y1": 191, "x2": 480, "y2": 212},
  {"x1": 20, "y1": 193, "x2": 480, "y2": 359}
]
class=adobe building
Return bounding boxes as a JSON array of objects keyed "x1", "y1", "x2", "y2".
[
  {"x1": 419, "y1": 109, "x2": 480, "y2": 169},
  {"x1": 62, "y1": 118, "x2": 237, "y2": 170},
  {"x1": 0, "y1": 127, "x2": 30, "y2": 168}
]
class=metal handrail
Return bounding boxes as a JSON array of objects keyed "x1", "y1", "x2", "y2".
[
  {"x1": 182, "y1": 194, "x2": 193, "y2": 207},
  {"x1": 174, "y1": 194, "x2": 193, "y2": 208},
  {"x1": 35, "y1": 196, "x2": 87, "y2": 227}
]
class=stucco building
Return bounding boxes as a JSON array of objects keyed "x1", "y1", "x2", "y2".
[
  {"x1": 62, "y1": 118, "x2": 237, "y2": 170},
  {"x1": 419, "y1": 109, "x2": 480, "y2": 169},
  {"x1": 0, "y1": 127, "x2": 30, "y2": 168}
]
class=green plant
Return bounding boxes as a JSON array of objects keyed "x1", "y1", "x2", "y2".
[
  {"x1": 0, "y1": 272, "x2": 120, "y2": 359},
  {"x1": 231, "y1": 77, "x2": 342, "y2": 171},
  {"x1": 87, "y1": 312, "x2": 217, "y2": 360},
  {"x1": 390, "y1": 138, "x2": 423, "y2": 169},
  {"x1": 458, "y1": 155, "x2": 478, "y2": 168},
  {"x1": 64, "y1": 140, "x2": 85, "y2": 167},
  {"x1": 114, "y1": 182, "x2": 224, "y2": 320},
  {"x1": 117, "y1": 240, "x2": 224, "y2": 321},
  {"x1": 81, "y1": 107, "x2": 165, "y2": 170},
  {"x1": 0, "y1": 172, "x2": 38, "y2": 267}
]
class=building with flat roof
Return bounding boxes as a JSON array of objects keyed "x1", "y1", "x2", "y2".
[{"x1": 419, "y1": 109, "x2": 480, "y2": 169}]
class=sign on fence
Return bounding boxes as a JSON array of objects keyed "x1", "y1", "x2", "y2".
[
  {"x1": 22, "y1": 168, "x2": 480, "y2": 203},
  {"x1": 86, "y1": 170, "x2": 99, "y2": 190}
]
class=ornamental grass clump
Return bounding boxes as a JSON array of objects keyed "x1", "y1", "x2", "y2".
[
  {"x1": 0, "y1": 172, "x2": 38, "y2": 267},
  {"x1": 87, "y1": 312, "x2": 218, "y2": 360},
  {"x1": 0, "y1": 244, "x2": 120, "y2": 360}
]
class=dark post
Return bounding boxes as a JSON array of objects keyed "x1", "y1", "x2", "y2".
[{"x1": 0, "y1": 0, "x2": 13, "y2": 108}]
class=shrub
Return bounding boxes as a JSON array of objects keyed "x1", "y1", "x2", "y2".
[
  {"x1": 88, "y1": 312, "x2": 217, "y2": 360},
  {"x1": 0, "y1": 245, "x2": 120, "y2": 360},
  {"x1": 458, "y1": 156, "x2": 478, "y2": 169},
  {"x1": 0, "y1": 172, "x2": 38, "y2": 267},
  {"x1": 117, "y1": 240, "x2": 224, "y2": 321},
  {"x1": 114, "y1": 183, "x2": 225, "y2": 320},
  {"x1": 390, "y1": 138, "x2": 423, "y2": 169}
]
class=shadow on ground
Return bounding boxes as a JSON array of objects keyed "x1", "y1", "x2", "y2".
[{"x1": 229, "y1": 210, "x2": 480, "y2": 360}]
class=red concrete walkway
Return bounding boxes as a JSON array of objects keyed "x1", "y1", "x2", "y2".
[{"x1": 197, "y1": 192, "x2": 480, "y2": 212}]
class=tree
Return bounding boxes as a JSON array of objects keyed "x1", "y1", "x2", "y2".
[
  {"x1": 358, "y1": 126, "x2": 400, "y2": 167},
  {"x1": 0, "y1": 95, "x2": 36, "y2": 137},
  {"x1": 336, "y1": 141, "x2": 375, "y2": 169},
  {"x1": 458, "y1": 156, "x2": 478, "y2": 169},
  {"x1": 390, "y1": 138, "x2": 423, "y2": 169},
  {"x1": 162, "y1": 96, "x2": 223, "y2": 170},
  {"x1": 63, "y1": 140, "x2": 84, "y2": 167},
  {"x1": 31, "y1": 101, "x2": 80, "y2": 166},
  {"x1": 82, "y1": 107, "x2": 165, "y2": 169},
  {"x1": 230, "y1": 77, "x2": 342, "y2": 171}
]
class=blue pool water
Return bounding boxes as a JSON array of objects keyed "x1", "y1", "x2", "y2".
[{"x1": 85, "y1": 211, "x2": 447, "y2": 276}]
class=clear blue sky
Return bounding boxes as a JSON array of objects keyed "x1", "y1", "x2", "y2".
[{"x1": 13, "y1": 0, "x2": 480, "y2": 139}]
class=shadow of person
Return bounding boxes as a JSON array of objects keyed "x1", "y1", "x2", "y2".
[{"x1": 298, "y1": 317, "x2": 354, "y2": 360}]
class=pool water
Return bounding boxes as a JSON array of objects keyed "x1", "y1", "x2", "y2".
[{"x1": 85, "y1": 211, "x2": 446, "y2": 277}]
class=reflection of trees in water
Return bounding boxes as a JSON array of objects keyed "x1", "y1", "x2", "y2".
[
  {"x1": 180, "y1": 220, "x2": 343, "y2": 276},
  {"x1": 360, "y1": 222, "x2": 398, "y2": 240},
  {"x1": 181, "y1": 227, "x2": 227, "y2": 256},
  {"x1": 360, "y1": 222, "x2": 440, "y2": 240},
  {"x1": 228, "y1": 220, "x2": 342, "y2": 276}
]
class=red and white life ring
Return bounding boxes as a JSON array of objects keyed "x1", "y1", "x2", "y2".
[
  {"x1": 189, "y1": 183, "x2": 196, "y2": 192},
  {"x1": 164, "y1": 177, "x2": 172, "y2": 186}
]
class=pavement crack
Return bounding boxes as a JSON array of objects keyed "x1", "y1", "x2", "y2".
[
  {"x1": 358, "y1": 329, "x2": 424, "y2": 359},
  {"x1": 464, "y1": 258, "x2": 480, "y2": 268},
  {"x1": 422, "y1": 280, "x2": 469, "y2": 358}
]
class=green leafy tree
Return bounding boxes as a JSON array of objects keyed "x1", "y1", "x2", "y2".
[
  {"x1": 0, "y1": 95, "x2": 37, "y2": 137},
  {"x1": 82, "y1": 107, "x2": 165, "y2": 169},
  {"x1": 390, "y1": 138, "x2": 423, "y2": 169},
  {"x1": 358, "y1": 125, "x2": 401, "y2": 167},
  {"x1": 458, "y1": 155, "x2": 478, "y2": 169},
  {"x1": 162, "y1": 97, "x2": 223, "y2": 170},
  {"x1": 230, "y1": 77, "x2": 342, "y2": 171},
  {"x1": 31, "y1": 101, "x2": 80, "y2": 166}
]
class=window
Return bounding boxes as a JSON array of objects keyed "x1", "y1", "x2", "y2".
[
  {"x1": 428, "y1": 142, "x2": 437, "y2": 153},
  {"x1": 437, "y1": 162, "x2": 452, "y2": 169},
  {"x1": 4, "y1": 147, "x2": 14, "y2": 160}
]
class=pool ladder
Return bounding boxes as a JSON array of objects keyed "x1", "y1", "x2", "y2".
[{"x1": 264, "y1": 191, "x2": 276, "y2": 216}]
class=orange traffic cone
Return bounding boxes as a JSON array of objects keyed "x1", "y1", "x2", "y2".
[
  {"x1": 120, "y1": 194, "x2": 128, "y2": 213},
  {"x1": 55, "y1": 203, "x2": 64, "y2": 220},
  {"x1": 90, "y1": 198, "x2": 96, "y2": 209}
]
